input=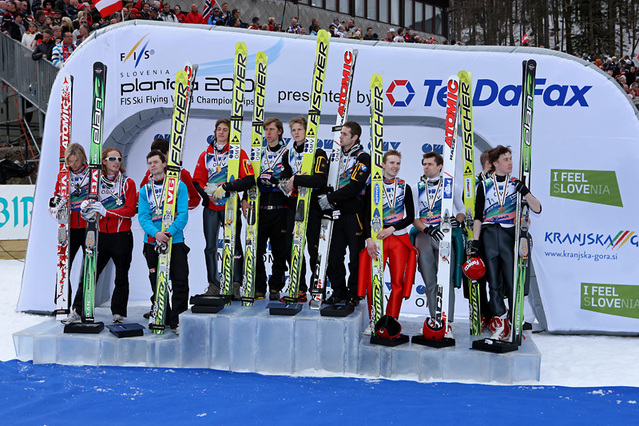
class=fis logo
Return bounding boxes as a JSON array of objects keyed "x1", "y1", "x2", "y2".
[
  {"x1": 120, "y1": 33, "x2": 153, "y2": 68},
  {"x1": 386, "y1": 80, "x2": 415, "y2": 107}
]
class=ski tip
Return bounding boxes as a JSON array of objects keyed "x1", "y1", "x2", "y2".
[
  {"x1": 458, "y1": 70, "x2": 471, "y2": 80},
  {"x1": 256, "y1": 51, "x2": 268, "y2": 63},
  {"x1": 371, "y1": 74, "x2": 382, "y2": 86},
  {"x1": 317, "y1": 29, "x2": 331, "y2": 43},
  {"x1": 235, "y1": 42, "x2": 248, "y2": 55}
]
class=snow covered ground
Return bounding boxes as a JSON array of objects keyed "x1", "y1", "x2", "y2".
[{"x1": 3, "y1": 258, "x2": 638, "y2": 387}]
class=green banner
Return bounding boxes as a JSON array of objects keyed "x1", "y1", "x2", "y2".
[
  {"x1": 550, "y1": 169, "x2": 622, "y2": 207},
  {"x1": 581, "y1": 283, "x2": 639, "y2": 319}
]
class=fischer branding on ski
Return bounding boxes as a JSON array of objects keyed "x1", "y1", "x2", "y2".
[
  {"x1": 458, "y1": 70, "x2": 481, "y2": 335},
  {"x1": 431, "y1": 75, "x2": 460, "y2": 337},
  {"x1": 511, "y1": 59, "x2": 536, "y2": 345},
  {"x1": 151, "y1": 62, "x2": 197, "y2": 334},
  {"x1": 309, "y1": 48, "x2": 357, "y2": 309},
  {"x1": 286, "y1": 29, "x2": 330, "y2": 303},
  {"x1": 55, "y1": 72, "x2": 73, "y2": 315},
  {"x1": 81, "y1": 62, "x2": 106, "y2": 323},
  {"x1": 220, "y1": 42, "x2": 247, "y2": 303},
  {"x1": 369, "y1": 73, "x2": 385, "y2": 332},
  {"x1": 242, "y1": 51, "x2": 267, "y2": 307}
]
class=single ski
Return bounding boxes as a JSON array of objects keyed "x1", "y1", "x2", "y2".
[
  {"x1": 54, "y1": 72, "x2": 73, "y2": 315},
  {"x1": 242, "y1": 51, "x2": 268, "y2": 307},
  {"x1": 511, "y1": 59, "x2": 536, "y2": 345},
  {"x1": 369, "y1": 73, "x2": 385, "y2": 333},
  {"x1": 286, "y1": 29, "x2": 330, "y2": 303},
  {"x1": 309, "y1": 47, "x2": 357, "y2": 309},
  {"x1": 458, "y1": 70, "x2": 481, "y2": 336},
  {"x1": 220, "y1": 42, "x2": 247, "y2": 301},
  {"x1": 151, "y1": 62, "x2": 197, "y2": 334},
  {"x1": 431, "y1": 75, "x2": 460, "y2": 342},
  {"x1": 80, "y1": 62, "x2": 106, "y2": 323}
]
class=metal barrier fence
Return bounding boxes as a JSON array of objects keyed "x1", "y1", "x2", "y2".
[{"x1": 0, "y1": 32, "x2": 58, "y2": 114}]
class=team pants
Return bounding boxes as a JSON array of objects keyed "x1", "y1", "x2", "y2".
[
  {"x1": 256, "y1": 207, "x2": 288, "y2": 294},
  {"x1": 73, "y1": 231, "x2": 133, "y2": 317},
  {"x1": 357, "y1": 233, "x2": 418, "y2": 318},
  {"x1": 326, "y1": 212, "x2": 365, "y2": 300},
  {"x1": 143, "y1": 242, "x2": 190, "y2": 328},
  {"x1": 203, "y1": 207, "x2": 243, "y2": 288},
  {"x1": 414, "y1": 231, "x2": 456, "y2": 319}
]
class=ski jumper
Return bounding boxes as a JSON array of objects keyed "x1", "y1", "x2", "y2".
[
  {"x1": 358, "y1": 177, "x2": 417, "y2": 318},
  {"x1": 138, "y1": 178, "x2": 189, "y2": 328},
  {"x1": 411, "y1": 175, "x2": 465, "y2": 319},
  {"x1": 325, "y1": 143, "x2": 371, "y2": 301},
  {"x1": 193, "y1": 140, "x2": 255, "y2": 288},
  {"x1": 72, "y1": 172, "x2": 137, "y2": 317},
  {"x1": 285, "y1": 142, "x2": 329, "y2": 293}
]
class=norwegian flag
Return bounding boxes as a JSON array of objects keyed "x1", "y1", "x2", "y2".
[
  {"x1": 93, "y1": 0, "x2": 123, "y2": 18},
  {"x1": 521, "y1": 33, "x2": 530, "y2": 44},
  {"x1": 202, "y1": 0, "x2": 213, "y2": 21}
]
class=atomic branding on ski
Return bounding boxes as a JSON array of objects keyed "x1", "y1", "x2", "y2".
[
  {"x1": 81, "y1": 62, "x2": 106, "y2": 323},
  {"x1": 310, "y1": 47, "x2": 357, "y2": 309},
  {"x1": 55, "y1": 72, "x2": 73, "y2": 314},
  {"x1": 242, "y1": 51, "x2": 267, "y2": 307},
  {"x1": 151, "y1": 62, "x2": 197, "y2": 334},
  {"x1": 369, "y1": 73, "x2": 385, "y2": 332},
  {"x1": 511, "y1": 59, "x2": 537, "y2": 345},
  {"x1": 286, "y1": 29, "x2": 330, "y2": 303},
  {"x1": 220, "y1": 42, "x2": 247, "y2": 301},
  {"x1": 458, "y1": 70, "x2": 481, "y2": 335}
]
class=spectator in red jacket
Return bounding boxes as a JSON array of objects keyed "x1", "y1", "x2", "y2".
[{"x1": 183, "y1": 3, "x2": 203, "y2": 24}]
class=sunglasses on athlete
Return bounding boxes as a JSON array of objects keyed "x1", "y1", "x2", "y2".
[{"x1": 106, "y1": 156, "x2": 122, "y2": 162}]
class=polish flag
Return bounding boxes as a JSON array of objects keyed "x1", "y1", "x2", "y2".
[
  {"x1": 521, "y1": 33, "x2": 530, "y2": 44},
  {"x1": 93, "y1": 0, "x2": 123, "y2": 18}
]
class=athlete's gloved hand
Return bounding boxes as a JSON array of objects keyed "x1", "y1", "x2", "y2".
[
  {"x1": 88, "y1": 201, "x2": 107, "y2": 217},
  {"x1": 49, "y1": 195, "x2": 61, "y2": 208},
  {"x1": 513, "y1": 179, "x2": 530, "y2": 196},
  {"x1": 467, "y1": 239, "x2": 480, "y2": 257},
  {"x1": 450, "y1": 217, "x2": 461, "y2": 228},
  {"x1": 212, "y1": 184, "x2": 227, "y2": 199},
  {"x1": 80, "y1": 199, "x2": 91, "y2": 212},
  {"x1": 318, "y1": 194, "x2": 334, "y2": 211},
  {"x1": 424, "y1": 225, "x2": 444, "y2": 243}
]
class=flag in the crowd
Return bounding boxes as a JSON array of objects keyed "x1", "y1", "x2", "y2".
[
  {"x1": 521, "y1": 33, "x2": 530, "y2": 44},
  {"x1": 93, "y1": 0, "x2": 123, "y2": 18},
  {"x1": 202, "y1": 0, "x2": 213, "y2": 21}
]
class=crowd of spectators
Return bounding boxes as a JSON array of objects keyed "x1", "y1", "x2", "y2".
[
  {"x1": 1, "y1": 0, "x2": 448, "y2": 68},
  {"x1": 2, "y1": 0, "x2": 639, "y2": 101},
  {"x1": 576, "y1": 54, "x2": 639, "y2": 105}
]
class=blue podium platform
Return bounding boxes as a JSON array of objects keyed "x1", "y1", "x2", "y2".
[{"x1": 14, "y1": 300, "x2": 541, "y2": 383}]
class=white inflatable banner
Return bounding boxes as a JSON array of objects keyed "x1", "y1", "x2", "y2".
[{"x1": 19, "y1": 22, "x2": 639, "y2": 334}]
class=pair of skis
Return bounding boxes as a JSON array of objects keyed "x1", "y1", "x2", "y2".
[
  {"x1": 308, "y1": 47, "x2": 358, "y2": 309},
  {"x1": 428, "y1": 75, "x2": 461, "y2": 342},
  {"x1": 242, "y1": 50, "x2": 268, "y2": 306},
  {"x1": 150, "y1": 62, "x2": 198, "y2": 334},
  {"x1": 54, "y1": 72, "x2": 73, "y2": 315},
  {"x1": 81, "y1": 62, "x2": 107, "y2": 323},
  {"x1": 218, "y1": 43, "x2": 247, "y2": 303},
  {"x1": 459, "y1": 70, "x2": 482, "y2": 336},
  {"x1": 285, "y1": 29, "x2": 331, "y2": 304},
  {"x1": 511, "y1": 59, "x2": 537, "y2": 345}
]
